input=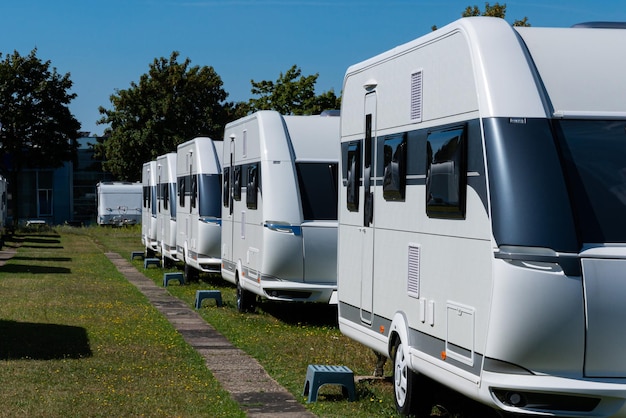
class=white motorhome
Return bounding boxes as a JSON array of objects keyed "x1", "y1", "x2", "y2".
[
  {"x1": 338, "y1": 17, "x2": 626, "y2": 417},
  {"x1": 156, "y1": 153, "x2": 178, "y2": 267},
  {"x1": 141, "y1": 160, "x2": 158, "y2": 257},
  {"x1": 176, "y1": 137, "x2": 223, "y2": 280},
  {"x1": 96, "y1": 182, "x2": 142, "y2": 226},
  {"x1": 221, "y1": 111, "x2": 340, "y2": 312}
]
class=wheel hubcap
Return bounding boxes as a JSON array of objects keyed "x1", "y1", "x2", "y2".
[{"x1": 394, "y1": 343, "x2": 408, "y2": 407}]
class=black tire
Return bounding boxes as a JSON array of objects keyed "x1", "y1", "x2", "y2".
[
  {"x1": 184, "y1": 261, "x2": 198, "y2": 282},
  {"x1": 236, "y1": 276, "x2": 256, "y2": 313},
  {"x1": 393, "y1": 340, "x2": 420, "y2": 416},
  {"x1": 161, "y1": 252, "x2": 171, "y2": 269}
]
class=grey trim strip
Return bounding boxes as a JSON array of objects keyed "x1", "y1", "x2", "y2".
[{"x1": 340, "y1": 302, "x2": 482, "y2": 377}]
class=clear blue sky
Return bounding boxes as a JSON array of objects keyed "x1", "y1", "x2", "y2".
[{"x1": 2, "y1": 0, "x2": 624, "y2": 136}]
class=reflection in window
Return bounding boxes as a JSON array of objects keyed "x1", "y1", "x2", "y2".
[
  {"x1": 169, "y1": 183, "x2": 176, "y2": 217},
  {"x1": 297, "y1": 162, "x2": 338, "y2": 220},
  {"x1": 198, "y1": 174, "x2": 221, "y2": 217},
  {"x1": 191, "y1": 174, "x2": 198, "y2": 208},
  {"x1": 346, "y1": 141, "x2": 361, "y2": 212},
  {"x1": 178, "y1": 177, "x2": 185, "y2": 207},
  {"x1": 383, "y1": 134, "x2": 407, "y2": 201},
  {"x1": 233, "y1": 166, "x2": 242, "y2": 201},
  {"x1": 38, "y1": 189, "x2": 53, "y2": 216},
  {"x1": 222, "y1": 167, "x2": 230, "y2": 208},
  {"x1": 426, "y1": 127, "x2": 466, "y2": 219},
  {"x1": 143, "y1": 186, "x2": 150, "y2": 208},
  {"x1": 246, "y1": 163, "x2": 259, "y2": 210},
  {"x1": 557, "y1": 120, "x2": 626, "y2": 243}
]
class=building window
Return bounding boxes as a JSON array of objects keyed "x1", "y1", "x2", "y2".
[
  {"x1": 38, "y1": 189, "x2": 53, "y2": 216},
  {"x1": 37, "y1": 170, "x2": 53, "y2": 216}
]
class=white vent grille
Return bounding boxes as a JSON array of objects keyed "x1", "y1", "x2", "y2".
[
  {"x1": 407, "y1": 244, "x2": 420, "y2": 298},
  {"x1": 242, "y1": 130, "x2": 248, "y2": 157},
  {"x1": 410, "y1": 70, "x2": 423, "y2": 122}
]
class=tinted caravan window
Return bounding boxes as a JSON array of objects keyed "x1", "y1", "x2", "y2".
[
  {"x1": 246, "y1": 163, "x2": 259, "y2": 210},
  {"x1": 426, "y1": 127, "x2": 467, "y2": 219},
  {"x1": 169, "y1": 183, "x2": 176, "y2": 217},
  {"x1": 233, "y1": 166, "x2": 242, "y2": 201},
  {"x1": 191, "y1": 174, "x2": 198, "y2": 209},
  {"x1": 178, "y1": 177, "x2": 185, "y2": 208},
  {"x1": 557, "y1": 119, "x2": 626, "y2": 243},
  {"x1": 346, "y1": 141, "x2": 361, "y2": 212},
  {"x1": 198, "y1": 174, "x2": 221, "y2": 218},
  {"x1": 383, "y1": 133, "x2": 407, "y2": 201},
  {"x1": 297, "y1": 162, "x2": 338, "y2": 220}
]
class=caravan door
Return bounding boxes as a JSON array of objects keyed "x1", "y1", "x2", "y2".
[{"x1": 359, "y1": 92, "x2": 377, "y2": 324}]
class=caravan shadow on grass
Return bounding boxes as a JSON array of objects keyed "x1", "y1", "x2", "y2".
[
  {"x1": 11, "y1": 256, "x2": 72, "y2": 262},
  {"x1": 0, "y1": 320, "x2": 92, "y2": 360},
  {"x1": 21, "y1": 237, "x2": 62, "y2": 245},
  {"x1": 260, "y1": 302, "x2": 339, "y2": 327},
  {"x1": 20, "y1": 244, "x2": 64, "y2": 249},
  {"x1": 0, "y1": 264, "x2": 71, "y2": 274},
  {"x1": 10, "y1": 256, "x2": 72, "y2": 262}
]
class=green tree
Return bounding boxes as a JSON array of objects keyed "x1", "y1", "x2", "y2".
[
  {"x1": 0, "y1": 48, "x2": 81, "y2": 222},
  {"x1": 246, "y1": 65, "x2": 341, "y2": 115},
  {"x1": 97, "y1": 51, "x2": 235, "y2": 180},
  {"x1": 462, "y1": 2, "x2": 530, "y2": 26},
  {"x1": 432, "y1": 2, "x2": 530, "y2": 30}
]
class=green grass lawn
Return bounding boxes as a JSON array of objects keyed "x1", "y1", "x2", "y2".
[
  {"x1": 0, "y1": 228, "x2": 244, "y2": 418},
  {"x1": 87, "y1": 225, "x2": 401, "y2": 417},
  {"x1": 0, "y1": 225, "x2": 497, "y2": 418}
]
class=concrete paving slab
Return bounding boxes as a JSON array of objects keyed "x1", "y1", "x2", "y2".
[{"x1": 105, "y1": 252, "x2": 316, "y2": 418}]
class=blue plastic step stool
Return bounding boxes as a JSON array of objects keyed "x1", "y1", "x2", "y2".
[
  {"x1": 163, "y1": 272, "x2": 185, "y2": 286},
  {"x1": 195, "y1": 290, "x2": 223, "y2": 308},
  {"x1": 302, "y1": 364, "x2": 356, "y2": 403},
  {"x1": 130, "y1": 251, "x2": 144, "y2": 260},
  {"x1": 144, "y1": 258, "x2": 160, "y2": 268}
]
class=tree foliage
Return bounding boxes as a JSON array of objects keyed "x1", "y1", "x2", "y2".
[
  {"x1": 246, "y1": 65, "x2": 341, "y2": 115},
  {"x1": 0, "y1": 48, "x2": 80, "y2": 170},
  {"x1": 97, "y1": 51, "x2": 234, "y2": 181},
  {"x1": 0, "y1": 48, "x2": 80, "y2": 223},
  {"x1": 432, "y1": 2, "x2": 530, "y2": 30},
  {"x1": 462, "y1": 2, "x2": 530, "y2": 26}
]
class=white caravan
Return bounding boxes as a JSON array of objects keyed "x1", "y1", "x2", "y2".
[
  {"x1": 96, "y1": 182, "x2": 142, "y2": 226},
  {"x1": 337, "y1": 17, "x2": 626, "y2": 417},
  {"x1": 156, "y1": 153, "x2": 178, "y2": 267},
  {"x1": 176, "y1": 137, "x2": 222, "y2": 280},
  {"x1": 141, "y1": 160, "x2": 158, "y2": 256},
  {"x1": 221, "y1": 111, "x2": 340, "y2": 312}
]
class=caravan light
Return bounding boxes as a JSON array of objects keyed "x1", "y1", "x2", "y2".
[{"x1": 363, "y1": 80, "x2": 377, "y2": 91}]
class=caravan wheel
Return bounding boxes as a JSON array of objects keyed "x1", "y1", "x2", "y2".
[
  {"x1": 161, "y1": 251, "x2": 171, "y2": 269},
  {"x1": 184, "y1": 261, "x2": 198, "y2": 282},
  {"x1": 393, "y1": 340, "x2": 420, "y2": 416},
  {"x1": 236, "y1": 276, "x2": 256, "y2": 313}
]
